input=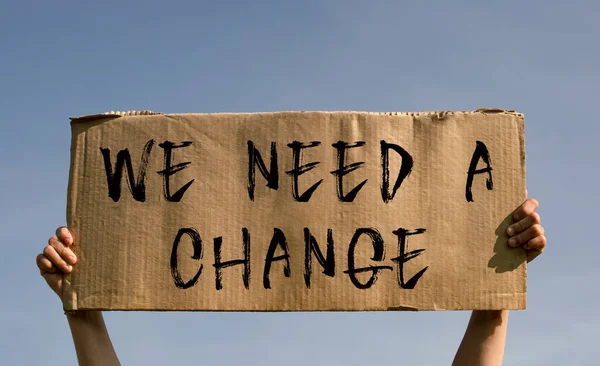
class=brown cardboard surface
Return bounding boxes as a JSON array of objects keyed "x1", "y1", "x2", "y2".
[{"x1": 63, "y1": 110, "x2": 527, "y2": 311}]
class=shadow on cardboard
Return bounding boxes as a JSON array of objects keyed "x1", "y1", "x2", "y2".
[{"x1": 488, "y1": 212, "x2": 527, "y2": 273}]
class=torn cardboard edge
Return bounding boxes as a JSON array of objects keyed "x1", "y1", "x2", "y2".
[{"x1": 69, "y1": 108, "x2": 523, "y2": 122}]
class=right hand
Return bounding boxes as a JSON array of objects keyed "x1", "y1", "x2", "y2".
[{"x1": 36, "y1": 227, "x2": 78, "y2": 300}]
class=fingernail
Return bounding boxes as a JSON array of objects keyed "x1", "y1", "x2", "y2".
[
  {"x1": 68, "y1": 254, "x2": 76, "y2": 264},
  {"x1": 65, "y1": 264, "x2": 72, "y2": 271},
  {"x1": 507, "y1": 227, "x2": 514, "y2": 236},
  {"x1": 508, "y1": 238, "x2": 517, "y2": 247}
]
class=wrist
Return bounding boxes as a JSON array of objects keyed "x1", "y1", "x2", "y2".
[
  {"x1": 470, "y1": 310, "x2": 508, "y2": 324},
  {"x1": 66, "y1": 310, "x2": 104, "y2": 323}
]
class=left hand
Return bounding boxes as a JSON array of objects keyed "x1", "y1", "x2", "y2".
[{"x1": 506, "y1": 198, "x2": 546, "y2": 262}]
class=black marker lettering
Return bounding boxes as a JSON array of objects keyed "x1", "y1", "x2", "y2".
[
  {"x1": 391, "y1": 228, "x2": 428, "y2": 289},
  {"x1": 263, "y1": 228, "x2": 291, "y2": 289},
  {"x1": 304, "y1": 228, "x2": 335, "y2": 288},
  {"x1": 100, "y1": 139, "x2": 154, "y2": 202},
  {"x1": 344, "y1": 228, "x2": 393, "y2": 289},
  {"x1": 213, "y1": 228, "x2": 251, "y2": 290},
  {"x1": 380, "y1": 140, "x2": 414, "y2": 203},
  {"x1": 330, "y1": 141, "x2": 368, "y2": 202},
  {"x1": 157, "y1": 141, "x2": 195, "y2": 202},
  {"x1": 170, "y1": 228, "x2": 203, "y2": 289},
  {"x1": 465, "y1": 141, "x2": 493, "y2": 202},
  {"x1": 247, "y1": 141, "x2": 279, "y2": 200},
  {"x1": 286, "y1": 141, "x2": 323, "y2": 202}
]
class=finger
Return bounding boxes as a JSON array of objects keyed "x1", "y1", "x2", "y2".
[
  {"x1": 48, "y1": 236, "x2": 77, "y2": 265},
  {"x1": 508, "y1": 224, "x2": 544, "y2": 247},
  {"x1": 513, "y1": 198, "x2": 539, "y2": 222},
  {"x1": 36, "y1": 253, "x2": 57, "y2": 273},
  {"x1": 524, "y1": 235, "x2": 546, "y2": 252},
  {"x1": 507, "y1": 212, "x2": 541, "y2": 236},
  {"x1": 527, "y1": 250, "x2": 543, "y2": 263},
  {"x1": 43, "y1": 245, "x2": 72, "y2": 273},
  {"x1": 56, "y1": 227, "x2": 73, "y2": 247}
]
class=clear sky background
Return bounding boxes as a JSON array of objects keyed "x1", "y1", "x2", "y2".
[{"x1": 1, "y1": 1, "x2": 598, "y2": 365}]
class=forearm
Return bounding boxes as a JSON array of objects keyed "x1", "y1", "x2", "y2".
[
  {"x1": 452, "y1": 310, "x2": 509, "y2": 366},
  {"x1": 67, "y1": 311, "x2": 120, "y2": 366}
]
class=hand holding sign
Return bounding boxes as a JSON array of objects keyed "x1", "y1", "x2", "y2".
[
  {"x1": 36, "y1": 227, "x2": 76, "y2": 299},
  {"x1": 506, "y1": 198, "x2": 546, "y2": 262}
]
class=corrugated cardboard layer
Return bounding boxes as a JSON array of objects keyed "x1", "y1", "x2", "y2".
[{"x1": 64, "y1": 110, "x2": 527, "y2": 311}]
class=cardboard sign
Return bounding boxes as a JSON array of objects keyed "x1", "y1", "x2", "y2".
[{"x1": 63, "y1": 110, "x2": 527, "y2": 312}]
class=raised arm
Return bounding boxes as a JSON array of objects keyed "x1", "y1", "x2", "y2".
[
  {"x1": 36, "y1": 227, "x2": 121, "y2": 366},
  {"x1": 452, "y1": 198, "x2": 546, "y2": 366}
]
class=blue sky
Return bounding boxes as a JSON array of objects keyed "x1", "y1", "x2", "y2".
[{"x1": 1, "y1": 0, "x2": 598, "y2": 364}]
